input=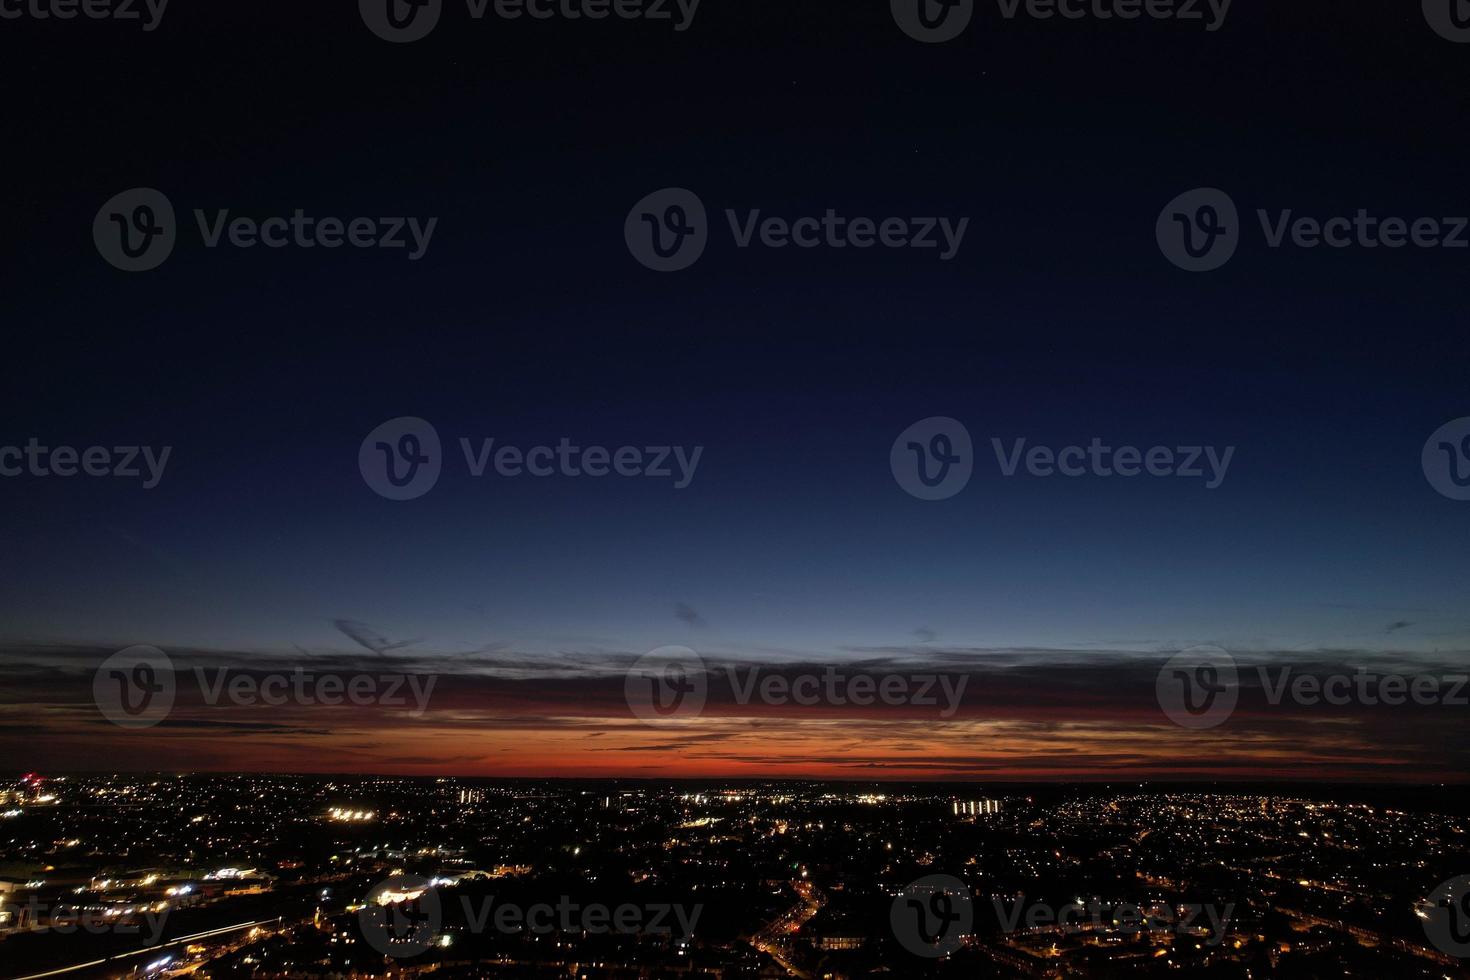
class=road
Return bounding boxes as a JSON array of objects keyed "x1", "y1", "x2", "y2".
[
  {"x1": 750, "y1": 879, "x2": 825, "y2": 978},
  {"x1": 3, "y1": 920, "x2": 278, "y2": 980}
]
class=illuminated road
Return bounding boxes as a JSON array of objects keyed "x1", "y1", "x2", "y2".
[
  {"x1": 750, "y1": 879, "x2": 825, "y2": 978},
  {"x1": 2, "y1": 919, "x2": 278, "y2": 980}
]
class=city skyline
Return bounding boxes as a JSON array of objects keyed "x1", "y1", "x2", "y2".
[{"x1": 1, "y1": 774, "x2": 1466, "y2": 978}]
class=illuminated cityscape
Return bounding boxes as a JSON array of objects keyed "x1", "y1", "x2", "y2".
[{"x1": 0, "y1": 774, "x2": 1466, "y2": 978}]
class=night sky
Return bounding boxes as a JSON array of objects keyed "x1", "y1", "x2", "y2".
[{"x1": 0, "y1": 0, "x2": 1467, "y2": 779}]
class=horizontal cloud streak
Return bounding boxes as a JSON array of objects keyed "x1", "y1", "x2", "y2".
[{"x1": 0, "y1": 639, "x2": 1465, "y2": 781}]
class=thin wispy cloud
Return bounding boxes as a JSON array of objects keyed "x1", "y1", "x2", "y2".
[
  {"x1": 333, "y1": 619, "x2": 422, "y2": 657},
  {"x1": 675, "y1": 602, "x2": 708, "y2": 629}
]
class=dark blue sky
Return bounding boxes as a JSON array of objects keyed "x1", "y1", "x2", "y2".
[{"x1": 1, "y1": 0, "x2": 1467, "y2": 664}]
